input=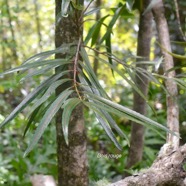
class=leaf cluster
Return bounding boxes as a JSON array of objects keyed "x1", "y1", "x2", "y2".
[{"x1": 0, "y1": 1, "x2": 180, "y2": 156}]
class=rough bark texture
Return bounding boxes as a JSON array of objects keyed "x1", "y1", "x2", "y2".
[
  {"x1": 55, "y1": 1, "x2": 88, "y2": 186},
  {"x1": 110, "y1": 144, "x2": 186, "y2": 186},
  {"x1": 152, "y1": 0, "x2": 179, "y2": 149},
  {"x1": 125, "y1": 0, "x2": 152, "y2": 173}
]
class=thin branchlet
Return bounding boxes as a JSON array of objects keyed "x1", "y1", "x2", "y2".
[{"x1": 73, "y1": 37, "x2": 82, "y2": 100}]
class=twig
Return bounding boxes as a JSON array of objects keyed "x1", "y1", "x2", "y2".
[
  {"x1": 174, "y1": 0, "x2": 186, "y2": 41},
  {"x1": 79, "y1": 0, "x2": 94, "y2": 22},
  {"x1": 74, "y1": 37, "x2": 82, "y2": 99}
]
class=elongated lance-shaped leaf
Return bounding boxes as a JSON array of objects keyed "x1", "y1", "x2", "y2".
[
  {"x1": 91, "y1": 15, "x2": 109, "y2": 47},
  {"x1": 79, "y1": 74, "x2": 129, "y2": 145},
  {"x1": 90, "y1": 98, "x2": 169, "y2": 138},
  {"x1": 79, "y1": 62, "x2": 105, "y2": 95},
  {"x1": 80, "y1": 47, "x2": 109, "y2": 98},
  {"x1": 84, "y1": 7, "x2": 101, "y2": 17},
  {"x1": 24, "y1": 89, "x2": 74, "y2": 156},
  {"x1": 61, "y1": 0, "x2": 71, "y2": 17},
  {"x1": 84, "y1": 15, "x2": 107, "y2": 45},
  {"x1": 93, "y1": 55, "x2": 148, "y2": 102},
  {"x1": 0, "y1": 72, "x2": 68, "y2": 128},
  {"x1": 24, "y1": 100, "x2": 56, "y2": 138},
  {"x1": 100, "y1": 110, "x2": 129, "y2": 146},
  {"x1": 62, "y1": 98, "x2": 82, "y2": 145},
  {"x1": 105, "y1": 33, "x2": 114, "y2": 74},
  {"x1": 0, "y1": 59, "x2": 70, "y2": 76},
  {"x1": 134, "y1": 67, "x2": 168, "y2": 95},
  {"x1": 21, "y1": 65, "x2": 58, "y2": 81},
  {"x1": 23, "y1": 104, "x2": 42, "y2": 138},
  {"x1": 27, "y1": 79, "x2": 71, "y2": 117},
  {"x1": 78, "y1": 73, "x2": 102, "y2": 97},
  {"x1": 154, "y1": 74, "x2": 186, "y2": 91},
  {"x1": 83, "y1": 101, "x2": 122, "y2": 150},
  {"x1": 86, "y1": 99, "x2": 147, "y2": 128},
  {"x1": 100, "y1": 5, "x2": 126, "y2": 44},
  {"x1": 23, "y1": 42, "x2": 77, "y2": 65},
  {"x1": 84, "y1": 91, "x2": 178, "y2": 136}
]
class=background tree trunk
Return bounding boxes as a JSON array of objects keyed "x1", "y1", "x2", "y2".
[
  {"x1": 152, "y1": 0, "x2": 180, "y2": 149},
  {"x1": 34, "y1": 0, "x2": 42, "y2": 52},
  {"x1": 125, "y1": 0, "x2": 152, "y2": 174},
  {"x1": 5, "y1": 0, "x2": 19, "y2": 65},
  {"x1": 55, "y1": 0, "x2": 88, "y2": 186}
]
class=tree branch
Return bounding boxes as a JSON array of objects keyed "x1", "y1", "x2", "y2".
[{"x1": 109, "y1": 144, "x2": 186, "y2": 186}]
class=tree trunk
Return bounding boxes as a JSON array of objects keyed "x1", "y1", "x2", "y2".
[
  {"x1": 55, "y1": 1, "x2": 88, "y2": 186},
  {"x1": 110, "y1": 144, "x2": 186, "y2": 186},
  {"x1": 5, "y1": 0, "x2": 19, "y2": 65},
  {"x1": 34, "y1": 0, "x2": 43, "y2": 51},
  {"x1": 125, "y1": 0, "x2": 152, "y2": 174},
  {"x1": 152, "y1": 0, "x2": 180, "y2": 149}
]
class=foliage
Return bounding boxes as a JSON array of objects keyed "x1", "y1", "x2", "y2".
[
  {"x1": 0, "y1": 115, "x2": 57, "y2": 186},
  {"x1": 0, "y1": 0, "x2": 186, "y2": 184},
  {"x1": 0, "y1": 1, "x2": 176, "y2": 157}
]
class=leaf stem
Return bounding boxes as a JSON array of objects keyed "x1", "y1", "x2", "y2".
[{"x1": 74, "y1": 37, "x2": 82, "y2": 99}]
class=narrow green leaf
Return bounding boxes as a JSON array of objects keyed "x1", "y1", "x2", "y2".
[
  {"x1": 84, "y1": 15, "x2": 109, "y2": 45},
  {"x1": 21, "y1": 65, "x2": 59, "y2": 81},
  {"x1": 24, "y1": 89, "x2": 74, "y2": 156},
  {"x1": 84, "y1": 7, "x2": 101, "y2": 17},
  {"x1": 100, "y1": 5, "x2": 125, "y2": 44},
  {"x1": 83, "y1": 101, "x2": 122, "y2": 150},
  {"x1": 93, "y1": 55, "x2": 148, "y2": 102},
  {"x1": 84, "y1": 92, "x2": 177, "y2": 136},
  {"x1": 0, "y1": 59, "x2": 70, "y2": 76},
  {"x1": 101, "y1": 110, "x2": 130, "y2": 146},
  {"x1": 80, "y1": 47, "x2": 109, "y2": 98},
  {"x1": 79, "y1": 74, "x2": 129, "y2": 144},
  {"x1": 23, "y1": 48, "x2": 63, "y2": 65},
  {"x1": 28, "y1": 79, "x2": 71, "y2": 117},
  {"x1": 62, "y1": 98, "x2": 82, "y2": 145},
  {"x1": 23, "y1": 104, "x2": 42, "y2": 138},
  {"x1": 84, "y1": 24, "x2": 98, "y2": 45},
  {"x1": 79, "y1": 62, "x2": 103, "y2": 94},
  {"x1": 91, "y1": 15, "x2": 109, "y2": 47},
  {"x1": 105, "y1": 33, "x2": 114, "y2": 74},
  {"x1": 23, "y1": 43, "x2": 76, "y2": 65},
  {"x1": 0, "y1": 72, "x2": 67, "y2": 128}
]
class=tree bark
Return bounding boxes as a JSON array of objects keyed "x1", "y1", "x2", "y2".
[
  {"x1": 110, "y1": 144, "x2": 186, "y2": 186},
  {"x1": 5, "y1": 0, "x2": 19, "y2": 65},
  {"x1": 152, "y1": 0, "x2": 180, "y2": 149},
  {"x1": 125, "y1": 0, "x2": 152, "y2": 174},
  {"x1": 55, "y1": 1, "x2": 88, "y2": 186}
]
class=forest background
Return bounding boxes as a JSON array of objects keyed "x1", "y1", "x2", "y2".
[{"x1": 0, "y1": 0, "x2": 186, "y2": 185}]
